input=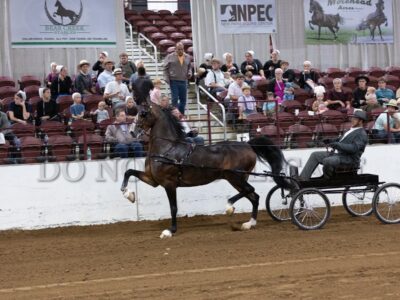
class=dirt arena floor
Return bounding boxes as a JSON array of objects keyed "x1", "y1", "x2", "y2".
[{"x1": 1, "y1": 207, "x2": 400, "y2": 299}]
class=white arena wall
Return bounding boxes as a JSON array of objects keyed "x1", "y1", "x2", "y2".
[{"x1": 0, "y1": 144, "x2": 399, "y2": 231}]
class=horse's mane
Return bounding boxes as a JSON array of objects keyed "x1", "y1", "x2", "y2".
[
  {"x1": 311, "y1": 0, "x2": 323, "y2": 13},
  {"x1": 161, "y1": 107, "x2": 187, "y2": 140}
]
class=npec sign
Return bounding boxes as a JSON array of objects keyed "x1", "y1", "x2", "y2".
[{"x1": 217, "y1": 0, "x2": 277, "y2": 34}]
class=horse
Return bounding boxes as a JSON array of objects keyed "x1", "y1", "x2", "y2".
[
  {"x1": 356, "y1": 0, "x2": 388, "y2": 41},
  {"x1": 120, "y1": 104, "x2": 291, "y2": 238},
  {"x1": 308, "y1": 0, "x2": 344, "y2": 40},
  {"x1": 53, "y1": 0, "x2": 78, "y2": 25}
]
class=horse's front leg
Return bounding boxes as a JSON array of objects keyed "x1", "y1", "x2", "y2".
[
  {"x1": 309, "y1": 20, "x2": 314, "y2": 30},
  {"x1": 121, "y1": 168, "x2": 158, "y2": 203},
  {"x1": 318, "y1": 26, "x2": 321, "y2": 39},
  {"x1": 378, "y1": 25, "x2": 384, "y2": 40},
  {"x1": 160, "y1": 187, "x2": 178, "y2": 238}
]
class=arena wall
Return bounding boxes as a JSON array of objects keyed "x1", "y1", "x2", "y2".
[{"x1": 0, "y1": 145, "x2": 398, "y2": 231}]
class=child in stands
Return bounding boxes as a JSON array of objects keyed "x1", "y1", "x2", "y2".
[
  {"x1": 69, "y1": 92, "x2": 85, "y2": 121},
  {"x1": 150, "y1": 78, "x2": 162, "y2": 104},
  {"x1": 263, "y1": 92, "x2": 278, "y2": 117},
  {"x1": 91, "y1": 101, "x2": 110, "y2": 123}
]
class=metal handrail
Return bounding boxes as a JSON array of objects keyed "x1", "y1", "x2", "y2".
[
  {"x1": 196, "y1": 85, "x2": 227, "y2": 140},
  {"x1": 137, "y1": 33, "x2": 159, "y2": 76},
  {"x1": 124, "y1": 20, "x2": 134, "y2": 61}
]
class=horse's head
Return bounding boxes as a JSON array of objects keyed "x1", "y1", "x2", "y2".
[
  {"x1": 55, "y1": 0, "x2": 61, "y2": 7},
  {"x1": 136, "y1": 104, "x2": 158, "y2": 132},
  {"x1": 309, "y1": 0, "x2": 322, "y2": 14}
]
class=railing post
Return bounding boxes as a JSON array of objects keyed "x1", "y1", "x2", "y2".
[
  {"x1": 275, "y1": 99, "x2": 280, "y2": 146},
  {"x1": 83, "y1": 126, "x2": 87, "y2": 160},
  {"x1": 386, "y1": 111, "x2": 391, "y2": 144},
  {"x1": 207, "y1": 102, "x2": 212, "y2": 144}
]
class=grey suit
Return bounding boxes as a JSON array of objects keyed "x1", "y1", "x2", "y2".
[{"x1": 300, "y1": 127, "x2": 368, "y2": 179}]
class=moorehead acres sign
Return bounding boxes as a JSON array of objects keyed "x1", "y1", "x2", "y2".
[
  {"x1": 216, "y1": 0, "x2": 277, "y2": 34},
  {"x1": 9, "y1": 0, "x2": 116, "y2": 48}
]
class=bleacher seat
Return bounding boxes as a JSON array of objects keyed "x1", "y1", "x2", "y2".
[
  {"x1": 287, "y1": 124, "x2": 313, "y2": 148},
  {"x1": 158, "y1": 39, "x2": 175, "y2": 54},
  {"x1": 0, "y1": 86, "x2": 18, "y2": 99},
  {"x1": 0, "y1": 76, "x2": 15, "y2": 88},
  {"x1": 147, "y1": 14, "x2": 162, "y2": 22},
  {"x1": 321, "y1": 110, "x2": 346, "y2": 126},
  {"x1": 24, "y1": 85, "x2": 40, "y2": 100},
  {"x1": 19, "y1": 75, "x2": 41, "y2": 90},
  {"x1": 179, "y1": 26, "x2": 192, "y2": 34},
  {"x1": 318, "y1": 77, "x2": 333, "y2": 89},
  {"x1": 57, "y1": 95, "x2": 73, "y2": 113},
  {"x1": 170, "y1": 32, "x2": 186, "y2": 42},
  {"x1": 274, "y1": 112, "x2": 295, "y2": 132},
  {"x1": 70, "y1": 119, "x2": 95, "y2": 137},
  {"x1": 326, "y1": 67, "x2": 346, "y2": 78},
  {"x1": 158, "y1": 10, "x2": 172, "y2": 17},
  {"x1": 19, "y1": 136, "x2": 43, "y2": 164},
  {"x1": 0, "y1": 141, "x2": 9, "y2": 164},
  {"x1": 297, "y1": 111, "x2": 321, "y2": 131},
  {"x1": 78, "y1": 134, "x2": 106, "y2": 160},
  {"x1": 346, "y1": 67, "x2": 364, "y2": 78},
  {"x1": 281, "y1": 100, "x2": 303, "y2": 114},
  {"x1": 314, "y1": 123, "x2": 339, "y2": 142},
  {"x1": 40, "y1": 120, "x2": 66, "y2": 136},
  {"x1": 28, "y1": 96, "x2": 41, "y2": 114},
  {"x1": 294, "y1": 88, "x2": 311, "y2": 104},
  {"x1": 340, "y1": 121, "x2": 352, "y2": 134},
  {"x1": 11, "y1": 123, "x2": 35, "y2": 138},
  {"x1": 367, "y1": 66, "x2": 385, "y2": 78},
  {"x1": 142, "y1": 26, "x2": 159, "y2": 35},
  {"x1": 341, "y1": 76, "x2": 357, "y2": 90},
  {"x1": 47, "y1": 135, "x2": 75, "y2": 161},
  {"x1": 382, "y1": 74, "x2": 400, "y2": 88},
  {"x1": 260, "y1": 125, "x2": 285, "y2": 147},
  {"x1": 171, "y1": 20, "x2": 187, "y2": 27},
  {"x1": 134, "y1": 20, "x2": 151, "y2": 32},
  {"x1": 386, "y1": 66, "x2": 400, "y2": 78},
  {"x1": 368, "y1": 75, "x2": 379, "y2": 88},
  {"x1": 164, "y1": 15, "x2": 180, "y2": 22},
  {"x1": 153, "y1": 20, "x2": 169, "y2": 28}
]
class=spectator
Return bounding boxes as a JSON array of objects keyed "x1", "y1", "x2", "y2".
[
  {"x1": 160, "y1": 95, "x2": 171, "y2": 109},
  {"x1": 129, "y1": 60, "x2": 150, "y2": 87},
  {"x1": 132, "y1": 66, "x2": 154, "y2": 106},
  {"x1": 364, "y1": 92, "x2": 381, "y2": 113},
  {"x1": 91, "y1": 101, "x2": 110, "y2": 124},
  {"x1": 195, "y1": 53, "x2": 213, "y2": 84},
  {"x1": 105, "y1": 109, "x2": 145, "y2": 158},
  {"x1": 283, "y1": 82, "x2": 295, "y2": 101},
  {"x1": 36, "y1": 88, "x2": 58, "y2": 125},
  {"x1": 221, "y1": 52, "x2": 239, "y2": 76},
  {"x1": 263, "y1": 92, "x2": 278, "y2": 116},
  {"x1": 150, "y1": 78, "x2": 162, "y2": 104},
  {"x1": 244, "y1": 71, "x2": 255, "y2": 88},
  {"x1": 298, "y1": 60, "x2": 319, "y2": 92},
  {"x1": 171, "y1": 107, "x2": 204, "y2": 145},
  {"x1": 8, "y1": 91, "x2": 31, "y2": 124},
  {"x1": 97, "y1": 59, "x2": 115, "y2": 90},
  {"x1": 0, "y1": 111, "x2": 14, "y2": 141},
  {"x1": 125, "y1": 96, "x2": 138, "y2": 121},
  {"x1": 326, "y1": 78, "x2": 350, "y2": 111},
  {"x1": 373, "y1": 99, "x2": 400, "y2": 143},
  {"x1": 51, "y1": 65, "x2": 72, "y2": 101},
  {"x1": 163, "y1": 42, "x2": 192, "y2": 114},
  {"x1": 104, "y1": 68, "x2": 130, "y2": 109},
  {"x1": 92, "y1": 51, "x2": 108, "y2": 78},
  {"x1": 312, "y1": 92, "x2": 327, "y2": 113},
  {"x1": 46, "y1": 62, "x2": 58, "y2": 87},
  {"x1": 267, "y1": 68, "x2": 285, "y2": 104},
  {"x1": 240, "y1": 50, "x2": 265, "y2": 78},
  {"x1": 69, "y1": 92, "x2": 85, "y2": 121},
  {"x1": 238, "y1": 86, "x2": 257, "y2": 119},
  {"x1": 118, "y1": 52, "x2": 136, "y2": 85},
  {"x1": 396, "y1": 87, "x2": 400, "y2": 101},
  {"x1": 352, "y1": 75, "x2": 369, "y2": 108},
  {"x1": 281, "y1": 60, "x2": 296, "y2": 83},
  {"x1": 74, "y1": 60, "x2": 95, "y2": 95},
  {"x1": 263, "y1": 49, "x2": 281, "y2": 80},
  {"x1": 225, "y1": 73, "x2": 248, "y2": 106},
  {"x1": 204, "y1": 58, "x2": 228, "y2": 96},
  {"x1": 376, "y1": 77, "x2": 395, "y2": 106}
]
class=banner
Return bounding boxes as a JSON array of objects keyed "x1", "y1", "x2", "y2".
[
  {"x1": 216, "y1": 0, "x2": 276, "y2": 34},
  {"x1": 10, "y1": 0, "x2": 116, "y2": 48},
  {"x1": 304, "y1": 0, "x2": 393, "y2": 44}
]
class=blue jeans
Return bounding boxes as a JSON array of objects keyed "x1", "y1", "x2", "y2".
[
  {"x1": 114, "y1": 142, "x2": 145, "y2": 158},
  {"x1": 170, "y1": 80, "x2": 187, "y2": 114},
  {"x1": 185, "y1": 136, "x2": 205, "y2": 145},
  {"x1": 374, "y1": 130, "x2": 400, "y2": 144}
]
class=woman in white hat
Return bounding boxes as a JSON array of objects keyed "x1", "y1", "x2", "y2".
[
  {"x1": 240, "y1": 50, "x2": 265, "y2": 79},
  {"x1": 46, "y1": 62, "x2": 58, "y2": 88},
  {"x1": 263, "y1": 49, "x2": 281, "y2": 80},
  {"x1": 221, "y1": 52, "x2": 239, "y2": 76},
  {"x1": 50, "y1": 65, "x2": 72, "y2": 102},
  {"x1": 195, "y1": 52, "x2": 214, "y2": 84}
]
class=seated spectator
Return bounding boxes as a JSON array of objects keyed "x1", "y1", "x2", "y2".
[
  {"x1": 118, "y1": 52, "x2": 136, "y2": 85},
  {"x1": 0, "y1": 110, "x2": 15, "y2": 141},
  {"x1": 298, "y1": 60, "x2": 319, "y2": 92},
  {"x1": 326, "y1": 78, "x2": 350, "y2": 111},
  {"x1": 74, "y1": 60, "x2": 95, "y2": 95},
  {"x1": 364, "y1": 92, "x2": 381, "y2": 113},
  {"x1": 105, "y1": 109, "x2": 145, "y2": 158},
  {"x1": 376, "y1": 77, "x2": 395, "y2": 106},
  {"x1": 132, "y1": 66, "x2": 154, "y2": 106},
  {"x1": 8, "y1": 91, "x2": 32, "y2": 124},
  {"x1": 46, "y1": 62, "x2": 58, "y2": 88},
  {"x1": 51, "y1": 65, "x2": 72, "y2": 101},
  {"x1": 129, "y1": 60, "x2": 150, "y2": 87},
  {"x1": 159, "y1": 95, "x2": 171, "y2": 109},
  {"x1": 244, "y1": 71, "x2": 255, "y2": 88},
  {"x1": 221, "y1": 52, "x2": 239, "y2": 76},
  {"x1": 372, "y1": 100, "x2": 400, "y2": 143},
  {"x1": 312, "y1": 92, "x2": 327, "y2": 113},
  {"x1": 352, "y1": 75, "x2": 369, "y2": 108},
  {"x1": 171, "y1": 107, "x2": 205, "y2": 145},
  {"x1": 240, "y1": 50, "x2": 265, "y2": 79},
  {"x1": 125, "y1": 96, "x2": 138, "y2": 121},
  {"x1": 104, "y1": 68, "x2": 130, "y2": 109},
  {"x1": 97, "y1": 59, "x2": 115, "y2": 91},
  {"x1": 396, "y1": 87, "x2": 400, "y2": 101},
  {"x1": 36, "y1": 88, "x2": 58, "y2": 125},
  {"x1": 263, "y1": 49, "x2": 281, "y2": 80},
  {"x1": 268, "y1": 68, "x2": 285, "y2": 104},
  {"x1": 69, "y1": 92, "x2": 85, "y2": 121},
  {"x1": 238, "y1": 86, "x2": 257, "y2": 119},
  {"x1": 150, "y1": 78, "x2": 162, "y2": 104},
  {"x1": 225, "y1": 73, "x2": 248, "y2": 106},
  {"x1": 263, "y1": 92, "x2": 278, "y2": 116},
  {"x1": 281, "y1": 60, "x2": 296, "y2": 83},
  {"x1": 91, "y1": 101, "x2": 110, "y2": 124},
  {"x1": 92, "y1": 51, "x2": 108, "y2": 78},
  {"x1": 204, "y1": 58, "x2": 228, "y2": 96},
  {"x1": 196, "y1": 53, "x2": 213, "y2": 84},
  {"x1": 283, "y1": 82, "x2": 295, "y2": 101}
]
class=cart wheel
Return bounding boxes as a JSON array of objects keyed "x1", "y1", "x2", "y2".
[
  {"x1": 290, "y1": 188, "x2": 331, "y2": 230},
  {"x1": 342, "y1": 186, "x2": 375, "y2": 217},
  {"x1": 266, "y1": 184, "x2": 298, "y2": 222},
  {"x1": 373, "y1": 183, "x2": 400, "y2": 224}
]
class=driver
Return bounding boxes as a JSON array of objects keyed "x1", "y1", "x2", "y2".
[{"x1": 299, "y1": 110, "x2": 368, "y2": 180}]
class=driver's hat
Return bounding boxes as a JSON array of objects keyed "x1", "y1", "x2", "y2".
[{"x1": 352, "y1": 110, "x2": 368, "y2": 122}]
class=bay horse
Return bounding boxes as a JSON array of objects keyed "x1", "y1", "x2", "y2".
[
  {"x1": 308, "y1": 0, "x2": 344, "y2": 40},
  {"x1": 356, "y1": 0, "x2": 388, "y2": 41},
  {"x1": 53, "y1": 0, "x2": 79, "y2": 25},
  {"x1": 121, "y1": 104, "x2": 291, "y2": 238}
]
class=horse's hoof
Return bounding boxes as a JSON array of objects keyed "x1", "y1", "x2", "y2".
[
  {"x1": 225, "y1": 204, "x2": 235, "y2": 216},
  {"x1": 160, "y1": 229, "x2": 172, "y2": 239},
  {"x1": 241, "y1": 218, "x2": 257, "y2": 231},
  {"x1": 123, "y1": 189, "x2": 135, "y2": 203}
]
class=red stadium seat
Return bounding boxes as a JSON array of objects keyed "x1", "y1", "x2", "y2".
[
  {"x1": 78, "y1": 134, "x2": 106, "y2": 160},
  {"x1": 57, "y1": 95, "x2": 73, "y2": 113},
  {"x1": 368, "y1": 76, "x2": 378, "y2": 88},
  {"x1": 367, "y1": 66, "x2": 385, "y2": 78},
  {"x1": 281, "y1": 100, "x2": 303, "y2": 114},
  {"x1": 134, "y1": 20, "x2": 152, "y2": 32},
  {"x1": 255, "y1": 78, "x2": 268, "y2": 94},
  {"x1": 40, "y1": 120, "x2": 66, "y2": 136},
  {"x1": 24, "y1": 85, "x2": 40, "y2": 100},
  {"x1": 150, "y1": 32, "x2": 168, "y2": 44},
  {"x1": 28, "y1": 96, "x2": 41, "y2": 114},
  {"x1": 141, "y1": 9, "x2": 157, "y2": 17},
  {"x1": 0, "y1": 86, "x2": 18, "y2": 99},
  {"x1": 340, "y1": 121, "x2": 353, "y2": 134},
  {"x1": 47, "y1": 135, "x2": 75, "y2": 161},
  {"x1": 182, "y1": 14, "x2": 192, "y2": 25},
  {"x1": 174, "y1": 9, "x2": 190, "y2": 16},
  {"x1": 169, "y1": 32, "x2": 186, "y2": 42},
  {"x1": 11, "y1": 123, "x2": 36, "y2": 138},
  {"x1": 259, "y1": 125, "x2": 286, "y2": 147},
  {"x1": 0, "y1": 76, "x2": 15, "y2": 88},
  {"x1": 274, "y1": 112, "x2": 295, "y2": 132},
  {"x1": 179, "y1": 26, "x2": 192, "y2": 34},
  {"x1": 245, "y1": 113, "x2": 270, "y2": 134},
  {"x1": 297, "y1": 110, "x2": 321, "y2": 131},
  {"x1": 0, "y1": 140, "x2": 9, "y2": 164},
  {"x1": 146, "y1": 14, "x2": 162, "y2": 22},
  {"x1": 386, "y1": 66, "x2": 400, "y2": 78},
  {"x1": 321, "y1": 109, "x2": 346, "y2": 126},
  {"x1": 19, "y1": 75, "x2": 41, "y2": 90},
  {"x1": 158, "y1": 39, "x2": 175, "y2": 54},
  {"x1": 382, "y1": 74, "x2": 400, "y2": 89},
  {"x1": 83, "y1": 94, "x2": 104, "y2": 112},
  {"x1": 0, "y1": 97, "x2": 14, "y2": 112},
  {"x1": 304, "y1": 98, "x2": 315, "y2": 110},
  {"x1": 141, "y1": 26, "x2": 159, "y2": 35},
  {"x1": 287, "y1": 124, "x2": 313, "y2": 148},
  {"x1": 163, "y1": 15, "x2": 180, "y2": 22},
  {"x1": 346, "y1": 67, "x2": 364, "y2": 78},
  {"x1": 294, "y1": 88, "x2": 312, "y2": 104},
  {"x1": 128, "y1": 15, "x2": 145, "y2": 24},
  {"x1": 153, "y1": 20, "x2": 169, "y2": 28},
  {"x1": 186, "y1": 46, "x2": 193, "y2": 56},
  {"x1": 180, "y1": 39, "x2": 193, "y2": 50},
  {"x1": 70, "y1": 119, "x2": 95, "y2": 137},
  {"x1": 318, "y1": 77, "x2": 334, "y2": 89},
  {"x1": 161, "y1": 26, "x2": 178, "y2": 35},
  {"x1": 326, "y1": 67, "x2": 346, "y2": 78},
  {"x1": 166, "y1": 46, "x2": 176, "y2": 54},
  {"x1": 314, "y1": 123, "x2": 339, "y2": 141},
  {"x1": 19, "y1": 136, "x2": 43, "y2": 164},
  {"x1": 341, "y1": 76, "x2": 357, "y2": 90},
  {"x1": 158, "y1": 10, "x2": 172, "y2": 17},
  {"x1": 171, "y1": 20, "x2": 187, "y2": 27}
]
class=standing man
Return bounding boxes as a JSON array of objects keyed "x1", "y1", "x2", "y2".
[
  {"x1": 118, "y1": 52, "x2": 136, "y2": 85},
  {"x1": 163, "y1": 42, "x2": 192, "y2": 114},
  {"x1": 104, "y1": 68, "x2": 131, "y2": 109}
]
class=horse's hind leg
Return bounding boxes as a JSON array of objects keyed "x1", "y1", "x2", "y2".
[
  {"x1": 378, "y1": 25, "x2": 383, "y2": 40},
  {"x1": 309, "y1": 20, "x2": 314, "y2": 30},
  {"x1": 328, "y1": 26, "x2": 337, "y2": 39}
]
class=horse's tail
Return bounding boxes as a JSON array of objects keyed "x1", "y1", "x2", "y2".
[
  {"x1": 248, "y1": 136, "x2": 293, "y2": 189},
  {"x1": 337, "y1": 14, "x2": 344, "y2": 25}
]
